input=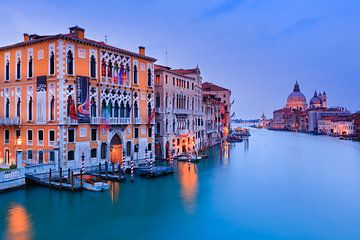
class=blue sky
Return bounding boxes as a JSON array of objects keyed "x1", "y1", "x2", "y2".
[{"x1": 1, "y1": 0, "x2": 359, "y2": 118}]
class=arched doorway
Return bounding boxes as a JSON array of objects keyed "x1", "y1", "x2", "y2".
[
  {"x1": 110, "y1": 134, "x2": 123, "y2": 164},
  {"x1": 165, "y1": 141, "x2": 170, "y2": 160}
]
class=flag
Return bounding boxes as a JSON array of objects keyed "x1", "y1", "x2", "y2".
[
  {"x1": 148, "y1": 108, "x2": 155, "y2": 125},
  {"x1": 118, "y1": 65, "x2": 123, "y2": 85},
  {"x1": 231, "y1": 112, "x2": 235, "y2": 118},
  {"x1": 69, "y1": 100, "x2": 78, "y2": 120},
  {"x1": 113, "y1": 64, "x2": 118, "y2": 84}
]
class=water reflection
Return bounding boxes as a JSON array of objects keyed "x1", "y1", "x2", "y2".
[
  {"x1": 178, "y1": 162, "x2": 198, "y2": 214},
  {"x1": 5, "y1": 203, "x2": 33, "y2": 240},
  {"x1": 109, "y1": 181, "x2": 120, "y2": 204}
]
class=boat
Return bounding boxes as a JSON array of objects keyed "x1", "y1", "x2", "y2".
[
  {"x1": 81, "y1": 175, "x2": 110, "y2": 192},
  {"x1": 177, "y1": 154, "x2": 202, "y2": 162}
]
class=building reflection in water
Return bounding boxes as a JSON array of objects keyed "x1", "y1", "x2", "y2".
[
  {"x1": 109, "y1": 181, "x2": 120, "y2": 204},
  {"x1": 244, "y1": 138, "x2": 249, "y2": 151},
  {"x1": 223, "y1": 142, "x2": 230, "y2": 165},
  {"x1": 178, "y1": 162, "x2": 198, "y2": 214},
  {"x1": 5, "y1": 203, "x2": 33, "y2": 240}
]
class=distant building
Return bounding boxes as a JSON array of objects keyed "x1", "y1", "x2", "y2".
[
  {"x1": 351, "y1": 112, "x2": 360, "y2": 140},
  {"x1": 318, "y1": 115, "x2": 355, "y2": 136},
  {"x1": 202, "y1": 93, "x2": 222, "y2": 148},
  {"x1": 258, "y1": 113, "x2": 271, "y2": 128}
]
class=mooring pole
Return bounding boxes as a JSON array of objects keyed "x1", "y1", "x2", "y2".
[
  {"x1": 68, "y1": 168, "x2": 70, "y2": 183},
  {"x1": 49, "y1": 168, "x2": 52, "y2": 189},
  {"x1": 130, "y1": 155, "x2": 134, "y2": 183},
  {"x1": 71, "y1": 171, "x2": 74, "y2": 192},
  {"x1": 112, "y1": 162, "x2": 115, "y2": 176},
  {"x1": 105, "y1": 161, "x2": 108, "y2": 179},
  {"x1": 99, "y1": 162, "x2": 101, "y2": 177},
  {"x1": 118, "y1": 164, "x2": 121, "y2": 181},
  {"x1": 80, "y1": 168, "x2": 83, "y2": 189},
  {"x1": 59, "y1": 167, "x2": 62, "y2": 191}
]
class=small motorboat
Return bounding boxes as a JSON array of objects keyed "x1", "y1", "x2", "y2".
[
  {"x1": 177, "y1": 154, "x2": 202, "y2": 162},
  {"x1": 81, "y1": 175, "x2": 109, "y2": 192}
]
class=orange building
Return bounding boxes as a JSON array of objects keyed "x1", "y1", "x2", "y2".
[{"x1": 0, "y1": 26, "x2": 156, "y2": 169}]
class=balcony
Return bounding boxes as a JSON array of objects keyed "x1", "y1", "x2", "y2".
[
  {"x1": 177, "y1": 129, "x2": 189, "y2": 136},
  {"x1": 0, "y1": 117, "x2": 21, "y2": 125},
  {"x1": 64, "y1": 117, "x2": 78, "y2": 125},
  {"x1": 134, "y1": 118, "x2": 141, "y2": 124},
  {"x1": 100, "y1": 77, "x2": 131, "y2": 87},
  {"x1": 91, "y1": 117, "x2": 131, "y2": 125},
  {"x1": 174, "y1": 109, "x2": 192, "y2": 115}
]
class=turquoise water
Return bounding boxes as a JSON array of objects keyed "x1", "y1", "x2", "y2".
[{"x1": 1, "y1": 128, "x2": 360, "y2": 240}]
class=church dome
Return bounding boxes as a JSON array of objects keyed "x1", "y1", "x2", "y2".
[
  {"x1": 310, "y1": 91, "x2": 322, "y2": 105},
  {"x1": 286, "y1": 82, "x2": 307, "y2": 110}
]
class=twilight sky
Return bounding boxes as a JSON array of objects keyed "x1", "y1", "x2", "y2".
[{"x1": 1, "y1": 0, "x2": 359, "y2": 118}]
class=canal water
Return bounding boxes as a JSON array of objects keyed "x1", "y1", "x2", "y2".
[{"x1": 1, "y1": 128, "x2": 360, "y2": 240}]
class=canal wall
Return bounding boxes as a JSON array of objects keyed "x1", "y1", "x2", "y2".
[{"x1": 0, "y1": 168, "x2": 26, "y2": 192}]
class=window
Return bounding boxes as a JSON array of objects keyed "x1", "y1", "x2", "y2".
[
  {"x1": 49, "y1": 151, "x2": 55, "y2": 162},
  {"x1": 165, "y1": 75, "x2": 168, "y2": 84},
  {"x1": 38, "y1": 150, "x2": 44, "y2": 164},
  {"x1": 50, "y1": 51, "x2": 55, "y2": 75},
  {"x1": 67, "y1": 96, "x2": 73, "y2": 117},
  {"x1": 68, "y1": 129, "x2": 75, "y2": 142},
  {"x1": 50, "y1": 95, "x2": 55, "y2": 121},
  {"x1": 147, "y1": 68, "x2": 152, "y2": 86},
  {"x1": 101, "y1": 59, "x2": 106, "y2": 77},
  {"x1": 16, "y1": 58, "x2": 21, "y2": 79},
  {"x1": 148, "y1": 143, "x2": 152, "y2": 151},
  {"x1": 49, "y1": 130, "x2": 55, "y2": 142},
  {"x1": 28, "y1": 56, "x2": 33, "y2": 78},
  {"x1": 5, "y1": 130, "x2": 10, "y2": 144},
  {"x1": 134, "y1": 144, "x2": 139, "y2": 153},
  {"x1": 5, "y1": 60, "x2": 10, "y2": 81},
  {"x1": 126, "y1": 141, "x2": 131, "y2": 156},
  {"x1": 156, "y1": 93, "x2": 160, "y2": 108},
  {"x1": 107, "y1": 60, "x2": 112, "y2": 77},
  {"x1": 90, "y1": 97, "x2": 97, "y2": 117},
  {"x1": 16, "y1": 98, "x2": 21, "y2": 118},
  {"x1": 38, "y1": 130, "x2": 44, "y2": 145},
  {"x1": 27, "y1": 150, "x2": 33, "y2": 160},
  {"x1": 155, "y1": 75, "x2": 160, "y2": 84},
  {"x1": 68, "y1": 150, "x2": 75, "y2": 161},
  {"x1": 156, "y1": 122, "x2": 161, "y2": 134},
  {"x1": 101, "y1": 143, "x2": 107, "y2": 159},
  {"x1": 66, "y1": 50, "x2": 73, "y2": 75},
  {"x1": 148, "y1": 127, "x2": 152, "y2": 137},
  {"x1": 148, "y1": 102, "x2": 152, "y2": 119},
  {"x1": 28, "y1": 97, "x2": 33, "y2": 121},
  {"x1": 90, "y1": 55, "x2": 96, "y2": 78},
  {"x1": 16, "y1": 129, "x2": 21, "y2": 142},
  {"x1": 134, "y1": 101, "x2": 139, "y2": 118},
  {"x1": 120, "y1": 101, "x2": 125, "y2": 118},
  {"x1": 27, "y1": 130, "x2": 33, "y2": 145},
  {"x1": 5, "y1": 98, "x2": 10, "y2": 118},
  {"x1": 91, "y1": 148, "x2": 97, "y2": 158},
  {"x1": 91, "y1": 128, "x2": 97, "y2": 141},
  {"x1": 134, "y1": 127, "x2": 139, "y2": 138},
  {"x1": 133, "y1": 64, "x2": 138, "y2": 84}
]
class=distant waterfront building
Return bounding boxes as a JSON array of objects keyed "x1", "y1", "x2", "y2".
[
  {"x1": 0, "y1": 26, "x2": 156, "y2": 168},
  {"x1": 202, "y1": 82, "x2": 231, "y2": 136},
  {"x1": 154, "y1": 65, "x2": 203, "y2": 159},
  {"x1": 318, "y1": 115, "x2": 355, "y2": 136},
  {"x1": 202, "y1": 93, "x2": 222, "y2": 148},
  {"x1": 352, "y1": 112, "x2": 360, "y2": 140}
]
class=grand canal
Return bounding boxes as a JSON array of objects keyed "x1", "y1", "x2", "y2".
[{"x1": 1, "y1": 128, "x2": 360, "y2": 239}]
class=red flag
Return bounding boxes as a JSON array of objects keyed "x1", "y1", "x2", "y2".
[
  {"x1": 148, "y1": 108, "x2": 155, "y2": 125},
  {"x1": 69, "y1": 100, "x2": 78, "y2": 120}
]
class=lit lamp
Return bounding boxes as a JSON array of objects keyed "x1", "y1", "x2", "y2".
[{"x1": 16, "y1": 137, "x2": 22, "y2": 146}]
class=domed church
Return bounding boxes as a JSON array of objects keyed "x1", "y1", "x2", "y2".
[
  {"x1": 285, "y1": 81, "x2": 307, "y2": 110},
  {"x1": 309, "y1": 91, "x2": 327, "y2": 109}
]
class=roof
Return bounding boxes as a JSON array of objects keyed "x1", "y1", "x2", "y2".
[
  {"x1": 0, "y1": 30, "x2": 156, "y2": 62},
  {"x1": 171, "y1": 68, "x2": 200, "y2": 75},
  {"x1": 154, "y1": 64, "x2": 196, "y2": 80},
  {"x1": 202, "y1": 82, "x2": 230, "y2": 92}
]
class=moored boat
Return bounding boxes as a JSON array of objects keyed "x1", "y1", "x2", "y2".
[{"x1": 81, "y1": 175, "x2": 109, "y2": 192}]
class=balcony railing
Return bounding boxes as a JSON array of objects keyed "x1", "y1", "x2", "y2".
[
  {"x1": 177, "y1": 129, "x2": 189, "y2": 135},
  {"x1": 91, "y1": 117, "x2": 131, "y2": 125},
  {"x1": 64, "y1": 117, "x2": 78, "y2": 125},
  {"x1": 174, "y1": 109, "x2": 192, "y2": 115},
  {"x1": 134, "y1": 118, "x2": 141, "y2": 124},
  {"x1": 0, "y1": 117, "x2": 21, "y2": 125},
  {"x1": 100, "y1": 77, "x2": 131, "y2": 87}
]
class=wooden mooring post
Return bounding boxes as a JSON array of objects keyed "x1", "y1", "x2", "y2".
[
  {"x1": 80, "y1": 168, "x2": 83, "y2": 189},
  {"x1": 59, "y1": 167, "x2": 62, "y2": 191},
  {"x1": 105, "y1": 161, "x2": 108, "y2": 179},
  {"x1": 68, "y1": 168, "x2": 71, "y2": 183},
  {"x1": 71, "y1": 171, "x2": 74, "y2": 192},
  {"x1": 49, "y1": 168, "x2": 52, "y2": 188},
  {"x1": 118, "y1": 164, "x2": 121, "y2": 181},
  {"x1": 112, "y1": 162, "x2": 115, "y2": 176},
  {"x1": 98, "y1": 162, "x2": 101, "y2": 177}
]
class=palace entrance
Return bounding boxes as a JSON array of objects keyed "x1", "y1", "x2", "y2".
[{"x1": 110, "y1": 134, "x2": 123, "y2": 164}]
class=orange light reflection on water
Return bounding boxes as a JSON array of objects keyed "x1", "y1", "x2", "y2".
[
  {"x1": 178, "y1": 162, "x2": 198, "y2": 214},
  {"x1": 5, "y1": 203, "x2": 33, "y2": 240}
]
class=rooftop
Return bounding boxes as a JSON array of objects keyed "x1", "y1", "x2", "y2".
[{"x1": 202, "y1": 82, "x2": 230, "y2": 92}]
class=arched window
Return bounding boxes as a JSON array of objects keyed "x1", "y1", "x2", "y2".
[
  {"x1": 173, "y1": 119, "x2": 176, "y2": 132},
  {"x1": 28, "y1": 56, "x2": 33, "y2": 78},
  {"x1": 148, "y1": 102, "x2": 152, "y2": 119},
  {"x1": 50, "y1": 95, "x2": 55, "y2": 121},
  {"x1": 114, "y1": 101, "x2": 119, "y2": 118},
  {"x1": 5, "y1": 60, "x2": 10, "y2": 81},
  {"x1": 90, "y1": 97, "x2": 97, "y2": 117},
  {"x1": 108, "y1": 102, "x2": 113, "y2": 117},
  {"x1": 16, "y1": 98, "x2": 21, "y2": 118},
  {"x1": 156, "y1": 93, "x2": 161, "y2": 108},
  {"x1": 126, "y1": 102, "x2": 131, "y2": 118},
  {"x1": 5, "y1": 98, "x2": 10, "y2": 118},
  {"x1": 147, "y1": 68, "x2": 152, "y2": 86},
  {"x1": 90, "y1": 55, "x2": 96, "y2": 78},
  {"x1": 126, "y1": 141, "x2": 131, "y2": 156},
  {"x1": 101, "y1": 59, "x2": 106, "y2": 77},
  {"x1": 16, "y1": 58, "x2": 21, "y2": 80},
  {"x1": 120, "y1": 101, "x2": 125, "y2": 118},
  {"x1": 101, "y1": 99, "x2": 107, "y2": 118},
  {"x1": 156, "y1": 122, "x2": 161, "y2": 134},
  {"x1": 134, "y1": 101, "x2": 139, "y2": 118},
  {"x1": 50, "y1": 51, "x2": 55, "y2": 75},
  {"x1": 68, "y1": 150, "x2": 75, "y2": 161},
  {"x1": 67, "y1": 96, "x2": 73, "y2": 117},
  {"x1": 28, "y1": 97, "x2": 33, "y2": 121},
  {"x1": 38, "y1": 150, "x2": 44, "y2": 164},
  {"x1": 66, "y1": 50, "x2": 73, "y2": 75},
  {"x1": 27, "y1": 150, "x2": 33, "y2": 161},
  {"x1": 133, "y1": 65, "x2": 138, "y2": 84},
  {"x1": 107, "y1": 61, "x2": 112, "y2": 78}
]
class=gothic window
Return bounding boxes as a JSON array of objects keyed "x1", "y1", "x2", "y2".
[
  {"x1": 16, "y1": 98, "x2": 21, "y2": 118},
  {"x1": 126, "y1": 102, "x2": 131, "y2": 118},
  {"x1": 114, "y1": 101, "x2": 119, "y2": 118},
  {"x1": 66, "y1": 50, "x2": 74, "y2": 75},
  {"x1": 165, "y1": 93, "x2": 168, "y2": 108},
  {"x1": 28, "y1": 97, "x2": 33, "y2": 121},
  {"x1": 133, "y1": 65, "x2": 138, "y2": 84},
  {"x1": 120, "y1": 101, "x2": 125, "y2": 118},
  {"x1": 50, "y1": 51, "x2": 55, "y2": 75},
  {"x1": 166, "y1": 119, "x2": 168, "y2": 133},
  {"x1": 5, "y1": 60, "x2": 10, "y2": 81},
  {"x1": 148, "y1": 102, "x2": 152, "y2": 118},
  {"x1": 101, "y1": 99, "x2": 107, "y2": 117},
  {"x1": 101, "y1": 59, "x2": 106, "y2": 77},
  {"x1": 107, "y1": 61, "x2": 112, "y2": 77},
  {"x1": 156, "y1": 93, "x2": 160, "y2": 108},
  {"x1": 67, "y1": 96, "x2": 73, "y2": 117},
  {"x1": 147, "y1": 68, "x2": 152, "y2": 87},
  {"x1": 109, "y1": 102, "x2": 113, "y2": 117},
  {"x1": 173, "y1": 119, "x2": 176, "y2": 132},
  {"x1": 90, "y1": 55, "x2": 96, "y2": 78},
  {"x1": 90, "y1": 97, "x2": 97, "y2": 117},
  {"x1": 16, "y1": 58, "x2": 21, "y2": 79},
  {"x1": 134, "y1": 101, "x2": 139, "y2": 118},
  {"x1": 28, "y1": 56, "x2": 33, "y2": 78},
  {"x1": 5, "y1": 98, "x2": 10, "y2": 118},
  {"x1": 50, "y1": 95, "x2": 55, "y2": 121},
  {"x1": 156, "y1": 122, "x2": 161, "y2": 134},
  {"x1": 126, "y1": 141, "x2": 131, "y2": 156}
]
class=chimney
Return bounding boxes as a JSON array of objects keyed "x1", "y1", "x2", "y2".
[
  {"x1": 69, "y1": 25, "x2": 85, "y2": 39},
  {"x1": 23, "y1": 33, "x2": 29, "y2": 43},
  {"x1": 139, "y1": 46, "x2": 145, "y2": 56}
]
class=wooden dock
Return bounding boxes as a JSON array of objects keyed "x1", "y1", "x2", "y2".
[{"x1": 137, "y1": 166, "x2": 174, "y2": 178}]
